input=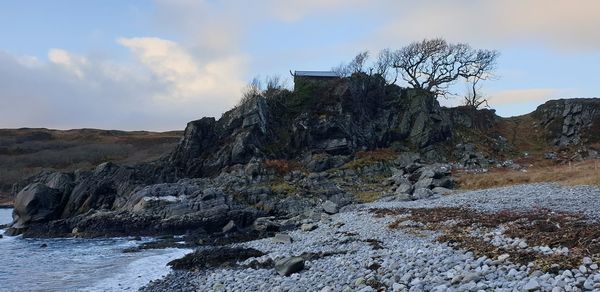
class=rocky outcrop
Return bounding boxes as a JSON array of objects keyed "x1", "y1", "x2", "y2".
[
  {"x1": 534, "y1": 98, "x2": 600, "y2": 148},
  {"x1": 168, "y1": 74, "x2": 453, "y2": 178},
  {"x1": 20, "y1": 75, "x2": 600, "y2": 239}
]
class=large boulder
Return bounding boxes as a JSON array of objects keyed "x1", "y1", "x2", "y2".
[{"x1": 10, "y1": 183, "x2": 64, "y2": 229}]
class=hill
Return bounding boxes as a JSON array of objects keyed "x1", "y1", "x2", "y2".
[{"x1": 0, "y1": 128, "x2": 182, "y2": 205}]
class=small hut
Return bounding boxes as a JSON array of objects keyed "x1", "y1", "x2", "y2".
[{"x1": 292, "y1": 70, "x2": 339, "y2": 90}]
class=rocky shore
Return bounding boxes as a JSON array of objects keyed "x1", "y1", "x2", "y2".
[{"x1": 143, "y1": 183, "x2": 600, "y2": 292}]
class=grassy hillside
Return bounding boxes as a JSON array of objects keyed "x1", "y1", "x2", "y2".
[{"x1": 0, "y1": 128, "x2": 182, "y2": 203}]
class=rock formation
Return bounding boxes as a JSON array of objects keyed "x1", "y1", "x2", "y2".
[{"x1": 5, "y1": 72, "x2": 599, "y2": 238}]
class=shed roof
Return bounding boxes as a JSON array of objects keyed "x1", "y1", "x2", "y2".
[{"x1": 294, "y1": 71, "x2": 338, "y2": 78}]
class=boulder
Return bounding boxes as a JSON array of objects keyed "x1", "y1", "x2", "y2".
[
  {"x1": 11, "y1": 183, "x2": 64, "y2": 229},
  {"x1": 395, "y1": 183, "x2": 413, "y2": 195},
  {"x1": 272, "y1": 233, "x2": 293, "y2": 244},
  {"x1": 274, "y1": 256, "x2": 305, "y2": 276},
  {"x1": 414, "y1": 178, "x2": 434, "y2": 190},
  {"x1": 253, "y1": 217, "x2": 280, "y2": 232},
  {"x1": 222, "y1": 220, "x2": 237, "y2": 233},
  {"x1": 432, "y1": 187, "x2": 453, "y2": 195},
  {"x1": 432, "y1": 177, "x2": 454, "y2": 189},
  {"x1": 412, "y1": 188, "x2": 434, "y2": 200},
  {"x1": 301, "y1": 223, "x2": 318, "y2": 232},
  {"x1": 321, "y1": 200, "x2": 339, "y2": 214}
]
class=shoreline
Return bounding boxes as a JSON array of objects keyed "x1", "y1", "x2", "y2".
[{"x1": 142, "y1": 183, "x2": 600, "y2": 291}]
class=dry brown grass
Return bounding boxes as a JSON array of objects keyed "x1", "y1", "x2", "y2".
[
  {"x1": 456, "y1": 159, "x2": 600, "y2": 190},
  {"x1": 372, "y1": 207, "x2": 600, "y2": 272},
  {"x1": 0, "y1": 128, "x2": 182, "y2": 197}
]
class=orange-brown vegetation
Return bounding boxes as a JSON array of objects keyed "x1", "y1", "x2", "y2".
[
  {"x1": 372, "y1": 207, "x2": 600, "y2": 272},
  {"x1": 456, "y1": 159, "x2": 600, "y2": 190}
]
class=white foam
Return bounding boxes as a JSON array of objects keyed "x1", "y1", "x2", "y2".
[{"x1": 83, "y1": 248, "x2": 192, "y2": 292}]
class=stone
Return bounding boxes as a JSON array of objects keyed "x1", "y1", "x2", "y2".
[
  {"x1": 413, "y1": 178, "x2": 433, "y2": 190},
  {"x1": 431, "y1": 187, "x2": 453, "y2": 195},
  {"x1": 221, "y1": 220, "x2": 237, "y2": 233},
  {"x1": 272, "y1": 233, "x2": 293, "y2": 244},
  {"x1": 322, "y1": 201, "x2": 339, "y2": 214},
  {"x1": 461, "y1": 272, "x2": 480, "y2": 283},
  {"x1": 300, "y1": 223, "x2": 318, "y2": 232},
  {"x1": 412, "y1": 188, "x2": 433, "y2": 199},
  {"x1": 523, "y1": 279, "x2": 540, "y2": 291},
  {"x1": 253, "y1": 217, "x2": 280, "y2": 232},
  {"x1": 497, "y1": 253, "x2": 510, "y2": 261},
  {"x1": 395, "y1": 183, "x2": 413, "y2": 195},
  {"x1": 274, "y1": 257, "x2": 305, "y2": 276},
  {"x1": 11, "y1": 183, "x2": 64, "y2": 229}
]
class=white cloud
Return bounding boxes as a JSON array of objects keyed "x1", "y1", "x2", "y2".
[
  {"x1": 370, "y1": 0, "x2": 600, "y2": 51},
  {"x1": 48, "y1": 49, "x2": 88, "y2": 78},
  {"x1": 118, "y1": 37, "x2": 247, "y2": 107},
  {"x1": 488, "y1": 88, "x2": 566, "y2": 106}
]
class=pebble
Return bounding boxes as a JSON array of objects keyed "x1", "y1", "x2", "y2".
[
  {"x1": 523, "y1": 279, "x2": 540, "y2": 291},
  {"x1": 141, "y1": 183, "x2": 600, "y2": 292}
]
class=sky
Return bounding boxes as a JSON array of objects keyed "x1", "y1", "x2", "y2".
[{"x1": 1, "y1": 0, "x2": 599, "y2": 131}]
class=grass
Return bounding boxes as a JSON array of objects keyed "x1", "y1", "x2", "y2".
[
  {"x1": 456, "y1": 159, "x2": 600, "y2": 190},
  {"x1": 269, "y1": 181, "x2": 298, "y2": 196},
  {"x1": 354, "y1": 190, "x2": 382, "y2": 203},
  {"x1": 0, "y1": 128, "x2": 182, "y2": 198},
  {"x1": 338, "y1": 148, "x2": 397, "y2": 171}
]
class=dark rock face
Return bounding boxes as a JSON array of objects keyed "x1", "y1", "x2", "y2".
[
  {"x1": 168, "y1": 74, "x2": 453, "y2": 178},
  {"x1": 19, "y1": 75, "x2": 588, "y2": 238},
  {"x1": 534, "y1": 99, "x2": 600, "y2": 148},
  {"x1": 170, "y1": 97, "x2": 270, "y2": 178},
  {"x1": 11, "y1": 183, "x2": 64, "y2": 229}
]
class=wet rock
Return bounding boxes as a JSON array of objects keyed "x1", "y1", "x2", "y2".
[
  {"x1": 274, "y1": 256, "x2": 305, "y2": 276},
  {"x1": 168, "y1": 247, "x2": 264, "y2": 270},
  {"x1": 11, "y1": 183, "x2": 64, "y2": 229}
]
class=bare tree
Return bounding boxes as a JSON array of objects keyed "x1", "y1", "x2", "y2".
[
  {"x1": 374, "y1": 48, "x2": 397, "y2": 84},
  {"x1": 393, "y1": 38, "x2": 499, "y2": 97},
  {"x1": 332, "y1": 62, "x2": 351, "y2": 77},
  {"x1": 463, "y1": 77, "x2": 489, "y2": 109},
  {"x1": 347, "y1": 51, "x2": 370, "y2": 74},
  {"x1": 239, "y1": 77, "x2": 262, "y2": 106},
  {"x1": 265, "y1": 75, "x2": 287, "y2": 92}
]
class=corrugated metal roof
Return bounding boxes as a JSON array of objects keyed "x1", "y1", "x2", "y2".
[{"x1": 294, "y1": 71, "x2": 338, "y2": 77}]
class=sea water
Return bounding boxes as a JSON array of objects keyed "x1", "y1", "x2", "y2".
[{"x1": 0, "y1": 208, "x2": 190, "y2": 291}]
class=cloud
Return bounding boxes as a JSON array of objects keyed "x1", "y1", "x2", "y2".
[
  {"x1": 0, "y1": 37, "x2": 247, "y2": 131},
  {"x1": 265, "y1": 0, "x2": 366, "y2": 22},
  {"x1": 372, "y1": 0, "x2": 600, "y2": 51},
  {"x1": 118, "y1": 37, "x2": 247, "y2": 104},
  {"x1": 48, "y1": 49, "x2": 88, "y2": 78},
  {"x1": 487, "y1": 88, "x2": 566, "y2": 106}
]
